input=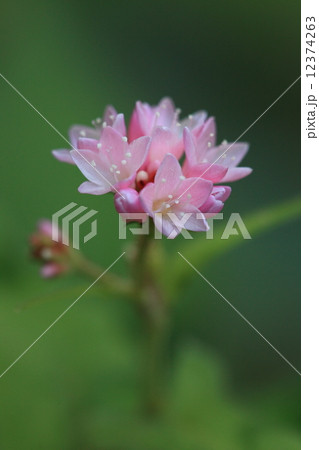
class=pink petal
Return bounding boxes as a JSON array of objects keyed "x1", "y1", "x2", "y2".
[
  {"x1": 127, "y1": 136, "x2": 150, "y2": 172},
  {"x1": 184, "y1": 162, "x2": 228, "y2": 183},
  {"x1": 52, "y1": 149, "x2": 75, "y2": 165},
  {"x1": 154, "y1": 205, "x2": 209, "y2": 238},
  {"x1": 221, "y1": 167, "x2": 252, "y2": 182},
  {"x1": 70, "y1": 149, "x2": 112, "y2": 192},
  {"x1": 69, "y1": 125, "x2": 100, "y2": 147},
  {"x1": 200, "y1": 195, "x2": 224, "y2": 218},
  {"x1": 183, "y1": 127, "x2": 198, "y2": 166},
  {"x1": 99, "y1": 127, "x2": 149, "y2": 176},
  {"x1": 176, "y1": 177, "x2": 213, "y2": 208},
  {"x1": 77, "y1": 138, "x2": 99, "y2": 151},
  {"x1": 181, "y1": 209, "x2": 209, "y2": 232},
  {"x1": 155, "y1": 214, "x2": 179, "y2": 238},
  {"x1": 78, "y1": 181, "x2": 110, "y2": 195},
  {"x1": 153, "y1": 154, "x2": 182, "y2": 199},
  {"x1": 147, "y1": 159, "x2": 161, "y2": 178},
  {"x1": 134, "y1": 101, "x2": 153, "y2": 135},
  {"x1": 206, "y1": 142, "x2": 249, "y2": 168},
  {"x1": 103, "y1": 105, "x2": 118, "y2": 125},
  {"x1": 196, "y1": 117, "x2": 216, "y2": 160},
  {"x1": 156, "y1": 97, "x2": 176, "y2": 128},
  {"x1": 128, "y1": 106, "x2": 144, "y2": 141},
  {"x1": 112, "y1": 113, "x2": 127, "y2": 136},
  {"x1": 180, "y1": 111, "x2": 207, "y2": 133},
  {"x1": 100, "y1": 126, "x2": 127, "y2": 159},
  {"x1": 148, "y1": 127, "x2": 180, "y2": 163},
  {"x1": 98, "y1": 128, "x2": 135, "y2": 180},
  {"x1": 212, "y1": 185, "x2": 232, "y2": 202}
]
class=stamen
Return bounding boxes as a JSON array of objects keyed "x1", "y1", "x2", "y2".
[
  {"x1": 97, "y1": 143, "x2": 102, "y2": 149},
  {"x1": 162, "y1": 178, "x2": 166, "y2": 183},
  {"x1": 122, "y1": 136, "x2": 128, "y2": 142},
  {"x1": 179, "y1": 175, "x2": 185, "y2": 180},
  {"x1": 121, "y1": 160, "x2": 127, "y2": 165},
  {"x1": 125, "y1": 152, "x2": 132, "y2": 157},
  {"x1": 80, "y1": 130, "x2": 86, "y2": 137}
]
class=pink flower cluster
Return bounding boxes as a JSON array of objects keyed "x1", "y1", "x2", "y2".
[{"x1": 53, "y1": 98, "x2": 251, "y2": 238}]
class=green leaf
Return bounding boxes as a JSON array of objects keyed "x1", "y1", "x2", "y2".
[{"x1": 166, "y1": 196, "x2": 300, "y2": 296}]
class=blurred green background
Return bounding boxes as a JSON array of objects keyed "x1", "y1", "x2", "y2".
[{"x1": 0, "y1": 0, "x2": 300, "y2": 449}]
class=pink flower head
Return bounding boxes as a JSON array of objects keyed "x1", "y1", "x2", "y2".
[
  {"x1": 52, "y1": 98, "x2": 251, "y2": 238},
  {"x1": 140, "y1": 154, "x2": 213, "y2": 238},
  {"x1": 183, "y1": 120, "x2": 252, "y2": 183},
  {"x1": 30, "y1": 220, "x2": 70, "y2": 278}
]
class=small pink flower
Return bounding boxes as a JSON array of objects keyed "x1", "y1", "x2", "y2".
[
  {"x1": 129, "y1": 98, "x2": 207, "y2": 176},
  {"x1": 183, "y1": 121, "x2": 252, "y2": 182},
  {"x1": 114, "y1": 188, "x2": 147, "y2": 222},
  {"x1": 199, "y1": 186, "x2": 232, "y2": 218},
  {"x1": 140, "y1": 154, "x2": 213, "y2": 238},
  {"x1": 30, "y1": 220, "x2": 70, "y2": 278},
  {"x1": 52, "y1": 106, "x2": 125, "y2": 164},
  {"x1": 70, "y1": 126, "x2": 150, "y2": 195}
]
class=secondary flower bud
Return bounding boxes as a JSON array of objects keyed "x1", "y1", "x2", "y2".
[{"x1": 30, "y1": 220, "x2": 70, "y2": 278}]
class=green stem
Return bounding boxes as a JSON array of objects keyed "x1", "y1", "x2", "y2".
[
  {"x1": 130, "y1": 226, "x2": 169, "y2": 416},
  {"x1": 70, "y1": 251, "x2": 133, "y2": 297}
]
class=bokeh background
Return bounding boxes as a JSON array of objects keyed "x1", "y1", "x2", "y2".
[{"x1": 0, "y1": 0, "x2": 300, "y2": 449}]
